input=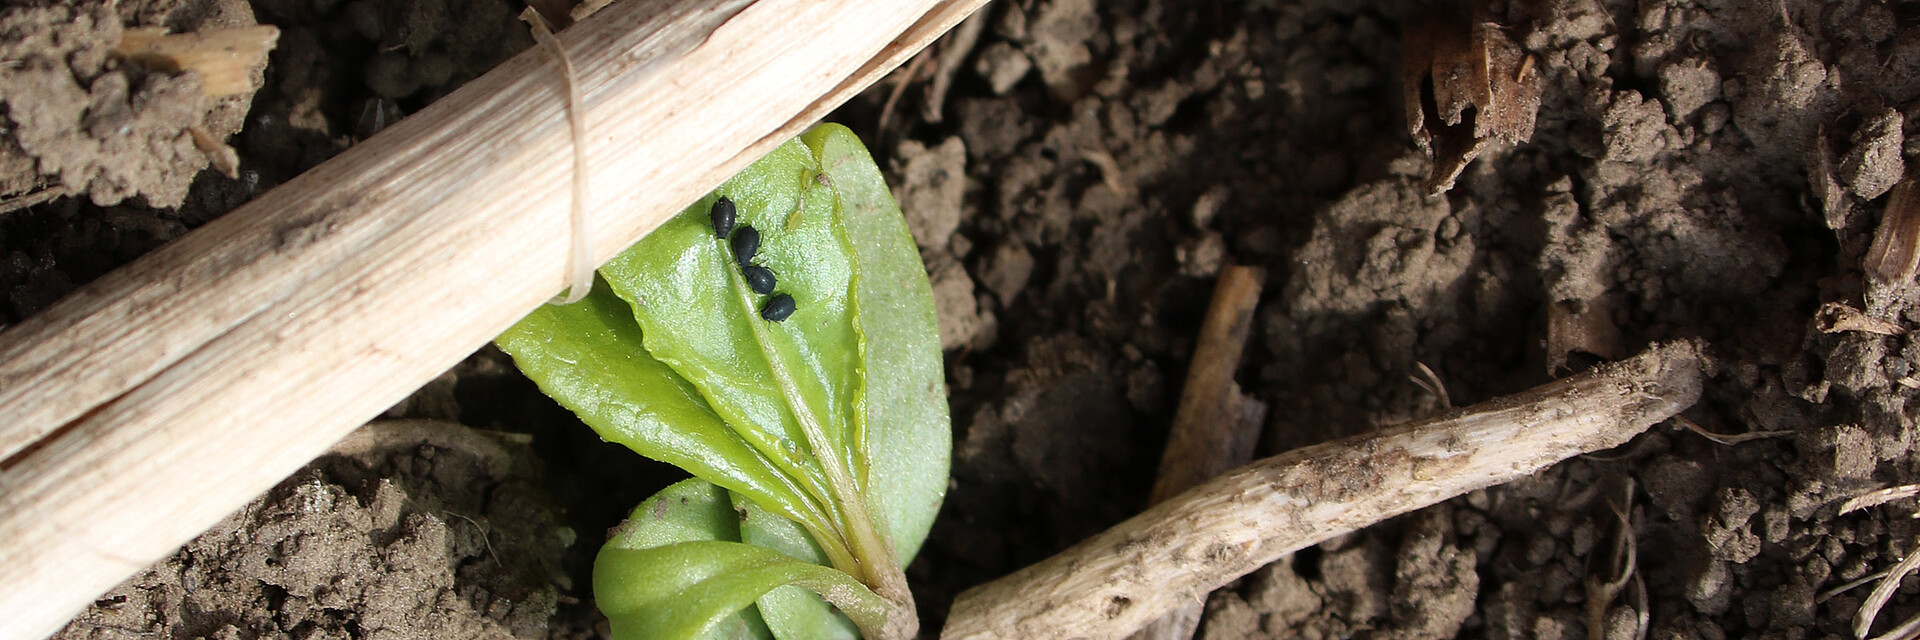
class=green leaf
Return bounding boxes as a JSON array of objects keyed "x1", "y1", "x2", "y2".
[
  {"x1": 498, "y1": 124, "x2": 950, "y2": 640},
  {"x1": 495, "y1": 279, "x2": 841, "y2": 544},
  {"x1": 600, "y1": 479, "x2": 772, "y2": 640},
  {"x1": 804, "y1": 124, "x2": 950, "y2": 563},
  {"x1": 595, "y1": 542, "x2": 889, "y2": 640},
  {"x1": 599, "y1": 479, "x2": 888, "y2": 640},
  {"x1": 735, "y1": 491, "x2": 862, "y2": 640},
  {"x1": 599, "y1": 138, "x2": 864, "y2": 539},
  {"x1": 612, "y1": 479, "x2": 861, "y2": 640}
]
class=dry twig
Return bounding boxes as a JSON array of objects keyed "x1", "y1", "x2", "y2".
[
  {"x1": 1128, "y1": 266, "x2": 1267, "y2": 640},
  {"x1": 1672, "y1": 415, "x2": 1792, "y2": 446},
  {"x1": 0, "y1": 186, "x2": 70, "y2": 216},
  {"x1": 1818, "y1": 302, "x2": 1908, "y2": 336},
  {"x1": 1824, "y1": 570, "x2": 1892, "y2": 603},
  {"x1": 920, "y1": 6, "x2": 989, "y2": 124},
  {"x1": 1844, "y1": 483, "x2": 1920, "y2": 639},
  {"x1": 942, "y1": 341, "x2": 1705, "y2": 640},
  {"x1": 1585, "y1": 481, "x2": 1640, "y2": 640},
  {"x1": 519, "y1": 7, "x2": 593, "y2": 304},
  {"x1": 876, "y1": 51, "x2": 932, "y2": 139},
  {"x1": 1409, "y1": 361, "x2": 1453, "y2": 409},
  {"x1": 1858, "y1": 538, "x2": 1920, "y2": 639}
]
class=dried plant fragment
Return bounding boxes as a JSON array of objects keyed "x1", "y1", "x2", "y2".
[
  {"x1": 1865, "y1": 177, "x2": 1920, "y2": 285},
  {"x1": 568, "y1": 0, "x2": 610, "y2": 23},
  {"x1": 519, "y1": 6, "x2": 593, "y2": 304},
  {"x1": 1841, "y1": 484, "x2": 1920, "y2": 516},
  {"x1": 1402, "y1": 2, "x2": 1540, "y2": 196},
  {"x1": 1811, "y1": 126, "x2": 1853, "y2": 230},
  {"x1": 1816, "y1": 302, "x2": 1906, "y2": 336},
  {"x1": 186, "y1": 126, "x2": 238, "y2": 179},
  {"x1": 115, "y1": 26, "x2": 279, "y2": 98},
  {"x1": 1546, "y1": 295, "x2": 1625, "y2": 374}
]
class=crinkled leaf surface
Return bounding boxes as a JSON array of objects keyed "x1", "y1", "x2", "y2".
[
  {"x1": 498, "y1": 124, "x2": 949, "y2": 640},
  {"x1": 495, "y1": 279, "x2": 833, "y2": 539}
]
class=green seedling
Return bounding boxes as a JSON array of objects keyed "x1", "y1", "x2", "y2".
[{"x1": 497, "y1": 124, "x2": 949, "y2": 640}]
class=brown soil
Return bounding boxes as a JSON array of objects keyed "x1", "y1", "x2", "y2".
[
  {"x1": 52, "y1": 420, "x2": 573, "y2": 640},
  {"x1": 13, "y1": 0, "x2": 1920, "y2": 639}
]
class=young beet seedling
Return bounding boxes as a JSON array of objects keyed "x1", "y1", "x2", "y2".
[{"x1": 497, "y1": 124, "x2": 950, "y2": 640}]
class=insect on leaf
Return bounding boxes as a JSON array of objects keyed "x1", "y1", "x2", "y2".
[{"x1": 498, "y1": 124, "x2": 950, "y2": 640}]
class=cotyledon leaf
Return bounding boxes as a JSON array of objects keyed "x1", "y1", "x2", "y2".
[
  {"x1": 599, "y1": 479, "x2": 771, "y2": 640},
  {"x1": 613, "y1": 480, "x2": 862, "y2": 640},
  {"x1": 734, "y1": 490, "x2": 862, "y2": 640},
  {"x1": 595, "y1": 541, "x2": 888, "y2": 640},
  {"x1": 597, "y1": 479, "x2": 886, "y2": 640}
]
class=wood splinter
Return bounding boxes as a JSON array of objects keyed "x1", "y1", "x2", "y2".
[
  {"x1": 114, "y1": 25, "x2": 280, "y2": 98},
  {"x1": 942, "y1": 341, "x2": 1706, "y2": 640}
]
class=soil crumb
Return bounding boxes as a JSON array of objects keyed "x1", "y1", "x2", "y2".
[
  {"x1": 51, "y1": 420, "x2": 572, "y2": 640},
  {"x1": 0, "y1": 0, "x2": 267, "y2": 208}
]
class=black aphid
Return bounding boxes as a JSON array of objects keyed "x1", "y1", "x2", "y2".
[
  {"x1": 709, "y1": 197, "x2": 737, "y2": 239},
  {"x1": 761, "y1": 294, "x2": 796, "y2": 322},
  {"x1": 743, "y1": 264, "x2": 776, "y2": 295},
  {"x1": 732, "y1": 226, "x2": 760, "y2": 265}
]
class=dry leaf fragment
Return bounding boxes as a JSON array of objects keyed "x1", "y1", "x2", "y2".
[
  {"x1": 1546, "y1": 295, "x2": 1626, "y2": 374},
  {"x1": 1816, "y1": 302, "x2": 1906, "y2": 336},
  {"x1": 1865, "y1": 176, "x2": 1920, "y2": 285},
  {"x1": 1403, "y1": 2, "x2": 1541, "y2": 195},
  {"x1": 1810, "y1": 125, "x2": 1853, "y2": 230},
  {"x1": 115, "y1": 26, "x2": 280, "y2": 98}
]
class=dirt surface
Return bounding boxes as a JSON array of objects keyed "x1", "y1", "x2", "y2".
[
  {"x1": 0, "y1": 0, "x2": 264, "y2": 209},
  {"x1": 15, "y1": 0, "x2": 1920, "y2": 639},
  {"x1": 52, "y1": 421, "x2": 572, "y2": 640}
]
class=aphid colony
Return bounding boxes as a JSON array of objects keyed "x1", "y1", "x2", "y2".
[{"x1": 710, "y1": 197, "x2": 796, "y2": 322}]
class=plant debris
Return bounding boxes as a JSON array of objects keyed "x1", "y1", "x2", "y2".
[
  {"x1": 113, "y1": 25, "x2": 279, "y2": 98},
  {"x1": 1866, "y1": 177, "x2": 1920, "y2": 285},
  {"x1": 1401, "y1": 1, "x2": 1541, "y2": 196}
]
